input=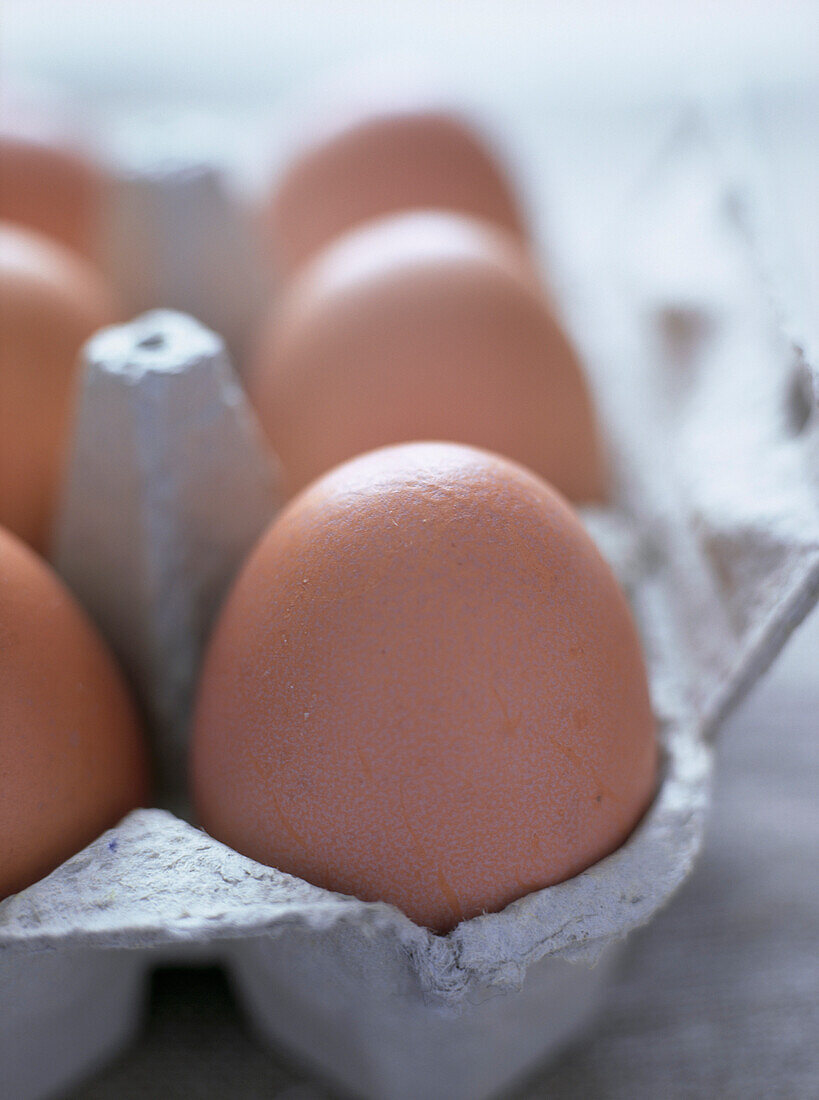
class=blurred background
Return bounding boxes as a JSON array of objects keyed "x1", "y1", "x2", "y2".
[
  {"x1": 4, "y1": 2, "x2": 818, "y2": 1097},
  {"x1": 5, "y1": 0, "x2": 818, "y2": 311}
]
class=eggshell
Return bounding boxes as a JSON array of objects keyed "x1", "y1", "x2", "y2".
[
  {"x1": 192, "y1": 442, "x2": 657, "y2": 934},
  {"x1": 0, "y1": 526, "x2": 149, "y2": 900},
  {"x1": 0, "y1": 125, "x2": 104, "y2": 261},
  {"x1": 266, "y1": 104, "x2": 528, "y2": 278},
  {"x1": 0, "y1": 223, "x2": 119, "y2": 551},
  {"x1": 249, "y1": 211, "x2": 607, "y2": 502}
]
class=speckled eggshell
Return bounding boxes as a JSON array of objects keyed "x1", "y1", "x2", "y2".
[
  {"x1": 192, "y1": 442, "x2": 657, "y2": 934},
  {"x1": 0, "y1": 125, "x2": 104, "y2": 261},
  {"x1": 266, "y1": 104, "x2": 528, "y2": 279},
  {"x1": 0, "y1": 527, "x2": 149, "y2": 900},
  {"x1": 249, "y1": 210, "x2": 607, "y2": 503},
  {"x1": 0, "y1": 223, "x2": 119, "y2": 551}
]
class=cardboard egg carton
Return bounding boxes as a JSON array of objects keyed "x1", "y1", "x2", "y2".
[{"x1": 1, "y1": 133, "x2": 818, "y2": 1100}]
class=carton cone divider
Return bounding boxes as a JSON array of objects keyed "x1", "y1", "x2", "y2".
[{"x1": 53, "y1": 309, "x2": 281, "y2": 794}]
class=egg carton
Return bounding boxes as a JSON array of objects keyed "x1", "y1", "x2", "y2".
[{"x1": 2, "y1": 131, "x2": 819, "y2": 1100}]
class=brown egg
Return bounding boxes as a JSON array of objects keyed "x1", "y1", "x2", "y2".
[
  {"x1": 0, "y1": 223, "x2": 119, "y2": 551},
  {"x1": 0, "y1": 526, "x2": 149, "y2": 900},
  {"x1": 192, "y1": 442, "x2": 657, "y2": 933},
  {"x1": 266, "y1": 104, "x2": 528, "y2": 279},
  {"x1": 0, "y1": 125, "x2": 104, "y2": 261},
  {"x1": 249, "y1": 211, "x2": 606, "y2": 502}
]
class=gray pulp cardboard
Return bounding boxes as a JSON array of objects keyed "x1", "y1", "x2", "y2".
[
  {"x1": 98, "y1": 139, "x2": 271, "y2": 372},
  {"x1": 52, "y1": 311, "x2": 280, "y2": 791},
  {"x1": 1, "y1": 132, "x2": 818, "y2": 1100}
]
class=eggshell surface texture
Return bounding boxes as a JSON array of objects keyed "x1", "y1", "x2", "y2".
[
  {"x1": 0, "y1": 129, "x2": 103, "y2": 260},
  {"x1": 0, "y1": 223, "x2": 118, "y2": 551},
  {"x1": 192, "y1": 443, "x2": 657, "y2": 934},
  {"x1": 250, "y1": 211, "x2": 607, "y2": 503},
  {"x1": 0, "y1": 527, "x2": 149, "y2": 900},
  {"x1": 267, "y1": 106, "x2": 528, "y2": 278}
]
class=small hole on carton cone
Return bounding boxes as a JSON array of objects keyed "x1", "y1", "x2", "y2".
[
  {"x1": 785, "y1": 356, "x2": 814, "y2": 438},
  {"x1": 137, "y1": 333, "x2": 166, "y2": 352}
]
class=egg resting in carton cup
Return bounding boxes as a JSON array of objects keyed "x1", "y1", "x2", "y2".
[
  {"x1": 191, "y1": 437, "x2": 659, "y2": 934},
  {"x1": 2, "y1": 135, "x2": 819, "y2": 1100}
]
